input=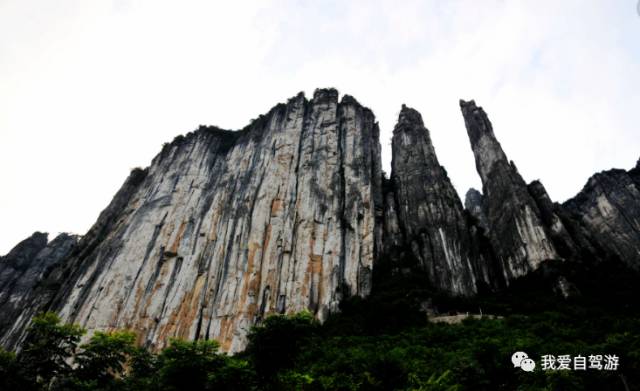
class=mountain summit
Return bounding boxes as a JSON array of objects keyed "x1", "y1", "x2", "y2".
[{"x1": 1, "y1": 89, "x2": 639, "y2": 352}]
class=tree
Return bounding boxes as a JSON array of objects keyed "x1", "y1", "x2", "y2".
[
  {"x1": 156, "y1": 339, "x2": 226, "y2": 391},
  {"x1": 17, "y1": 312, "x2": 85, "y2": 389},
  {"x1": 69, "y1": 330, "x2": 136, "y2": 390},
  {"x1": 0, "y1": 347, "x2": 29, "y2": 390},
  {"x1": 245, "y1": 311, "x2": 319, "y2": 384}
]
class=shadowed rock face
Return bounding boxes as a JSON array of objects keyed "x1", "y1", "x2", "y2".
[
  {"x1": 459, "y1": 99, "x2": 559, "y2": 283},
  {"x1": 464, "y1": 188, "x2": 488, "y2": 232},
  {"x1": 388, "y1": 105, "x2": 478, "y2": 295},
  {"x1": 0, "y1": 232, "x2": 79, "y2": 348},
  {"x1": 563, "y1": 166, "x2": 640, "y2": 270},
  {"x1": 2, "y1": 91, "x2": 638, "y2": 353}
]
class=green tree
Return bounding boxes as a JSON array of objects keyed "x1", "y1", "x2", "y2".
[
  {"x1": 122, "y1": 346, "x2": 158, "y2": 391},
  {"x1": 155, "y1": 339, "x2": 226, "y2": 391},
  {"x1": 0, "y1": 347, "x2": 29, "y2": 390},
  {"x1": 63, "y1": 330, "x2": 136, "y2": 390},
  {"x1": 17, "y1": 312, "x2": 85, "y2": 389},
  {"x1": 245, "y1": 311, "x2": 319, "y2": 384}
]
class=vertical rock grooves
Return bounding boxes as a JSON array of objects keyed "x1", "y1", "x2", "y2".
[
  {"x1": 563, "y1": 167, "x2": 640, "y2": 270},
  {"x1": 387, "y1": 105, "x2": 478, "y2": 295},
  {"x1": 2, "y1": 91, "x2": 639, "y2": 353},
  {"x1": 459, "y1": 100, "x2": 559, "y2": 283},
  {"x1": 3, "y1": 88, "x2": 382, "y2": 353}
]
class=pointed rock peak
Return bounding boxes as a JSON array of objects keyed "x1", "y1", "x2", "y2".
[
  {"x1": 394, "y1": 104, "x2": 425, "y2": 133},
  {"x1": 288, "y1": 91, "x2": 307, "y2": 104},
  {"x1": 459, "y1": 98, "x2": 497, "y2": 148},
  {"x1": 465, "y1": 188, "x2": 483, "y2": 201},
  {"x1": 635, "y1": 157, "x2": 640, "y2": 169},
  {"x1": 528, "y1": 180, "x2": 552, "y2": 201},
  {"x1": 340, "y1": 94, "x2": 359, "y2": 106},
  {"x1": 464, "y1": 188, "x2": 484, "y2": 210},
  {"x1": 459, "y1": 99, "x2": 476, "y2": 108},
  {"x1": 529, "y1": 179, "x2": 544, "y2": 189},
  {"x1": 23, "y1": 232, "x2": 49, "y2": 247},
  {"x1": 29, "y1": 231, "x2": 49, "y2": 241}
]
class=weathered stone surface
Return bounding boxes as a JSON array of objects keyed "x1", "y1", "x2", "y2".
[
  {"x1": 563, "y1": 163, "x2": 640, "y2": 270},
  {"x1": 527, "y1": 180, "x2": 581, "y2": 260},
  {"x1": 381, "y1": 189, "x2": 404, "y2": 255},
  {"x1": 0, "y1": 232, "x2": 79, "y2": 348},
  {"x1": 388, "y1": 105, "x2": 477, "y2": 295},
  {"x1": 1, "y1": 89, "x2": 383, "y2": 353},
  {"x1": 2, "y1": 91, "x2": 639, "y2": 354},
  {"x1": 464, "y1": 188, "x2": 488, "y2": 232},
  {"x1": 460, "y1": 100, "x2": 559, "y2": 283}
]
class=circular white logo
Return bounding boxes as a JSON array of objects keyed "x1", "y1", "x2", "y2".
[
  {"x1": 521, "y1": 358, "x2": 536, "y2": 372},
  {"x1": 511, "y1": 351, "x2": 528, "y2": 367}
]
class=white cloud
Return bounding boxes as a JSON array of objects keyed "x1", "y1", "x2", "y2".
[{"x1": 1, "y1": 0, "x2": 639, "y2": 254}]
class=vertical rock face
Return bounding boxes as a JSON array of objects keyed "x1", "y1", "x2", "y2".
[
  {"x1": 388, "y1": 105, "x2": 477, "y2": 295},
  {"x1": 527, "y1": 180, "x2": 581, "y2": 260},
  {"x1": 563, "y1": 165, "x2": 640, "y2": 270},
  {"x1": 2, "y1": 91, "x2": 639, "y2": 353},
  {"x1": 0, "y1": 232, "x2": 79, "y2": 348},
  {"x1": 2, "y1": 89, "x2": 382, "y2": 353},
  {"x1": 460, "y1": 100, "x2": 559, "y2": 282}
]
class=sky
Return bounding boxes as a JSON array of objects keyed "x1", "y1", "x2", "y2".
[{"x1": 1, "y1": 0, "x2": 639, "y2": 255}]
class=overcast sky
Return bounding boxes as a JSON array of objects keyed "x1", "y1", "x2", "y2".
[{"x1": 1, "y1": 0, "x2": 639, "y2": 255}]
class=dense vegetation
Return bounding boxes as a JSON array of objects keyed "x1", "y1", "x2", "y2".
[{"x1": 1, "y1": 261, "x2": 639, "y2": 390}]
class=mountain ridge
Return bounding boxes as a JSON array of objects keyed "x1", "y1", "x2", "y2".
[{"x1": 1, "y1": 88, "x2": 639, "y2": 353}]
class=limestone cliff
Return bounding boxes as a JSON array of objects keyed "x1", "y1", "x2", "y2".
[
  {"x1": 2, "y1": 89, "x2": 383, "y2": 353},
  {"x1": 2, "y1": 91, "x2": 639, "y2": 353},
  {"x1": 563, "y1": 164, "x2": 640, "y2": 270},
  {"x1": 386, "y1": 105, "x2": 478, "y2": 295},
  {"x1": 0, "y1": 232, "x2": 79, "y2": 348},
  {"x1": 459, "y1": 100, "x2": 559, "y2": 283}
]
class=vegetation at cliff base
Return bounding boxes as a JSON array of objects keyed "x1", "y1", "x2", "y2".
[{"x1": 1, "y1": 264, "x2": 640, "y2": 390}]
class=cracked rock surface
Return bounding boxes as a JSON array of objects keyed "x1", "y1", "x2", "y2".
[
  {"x1": 460, "y1": 100, "x2": 559, "y2": 283},
  {"x1": 2, "y1": 91, "x2": 638, "y2": 352},
  {"x1": 2, "y1": 89, "x2": 383, "y2": 353},
  {"x1": 0, "y1": 232, "x2": 79, "y2": 348},
  {"x1": 387, "y1": 105, "x2": 479, "y2": 295}
]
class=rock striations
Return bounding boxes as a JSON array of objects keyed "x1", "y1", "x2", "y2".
[
  {"x1": 386, "y1": 105, "x2": 478, "y2": 295},
  {"x1": 563, "y1": 164, "x2": 640, "y2": 270},
  {"x1": 459, "y1": 100, "x2": 559, "y2": 283},
  {"x1": 1, "y1": 89, "x2": 639, "y2": 352},
  {"x1": 0, "y1": 232, "x2": 79, "y2": 348}
]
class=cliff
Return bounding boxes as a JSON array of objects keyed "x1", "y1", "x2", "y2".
[
  {"x1": 0, "y1": 232, "x2": 79, "y2": 348},
  {"x1": 385, "y1": 105, "x2": 479, "y2": 295},
  {"x1": 1, "y1": 90, "x2": 638, "y2": 353}
]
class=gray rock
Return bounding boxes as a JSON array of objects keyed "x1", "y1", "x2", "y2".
[
  {"x1": 2, "y1": 89, "x2": 383, "y2": 353},
  {"x1": 527, "y1": 180, "x2": 581, "y2": 260},
  {"x1": 464, "y1": 188, "x2": 488, "y2": 232},
  {"x1": 2, "y1": 92, "x2": 638, "y2": 354},
  {"x1": 0, "y1": 232, "x2": 79, "y2": 349},
  {"x1": 460, "y1": 99, "x2": 559, "y2": 283},
  {"x1": 563, "y1": 163, "x2": 640, "y2": 270},
  {"x1": 388, "y1": 105, "x2": 478, "y2": 295}
]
